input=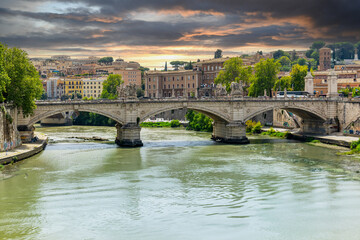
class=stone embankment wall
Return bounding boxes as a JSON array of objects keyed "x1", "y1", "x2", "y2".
[{"x1": 0, "y1": 106, "x2": 22, "y2": 152}]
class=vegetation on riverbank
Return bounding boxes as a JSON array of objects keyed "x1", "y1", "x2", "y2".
[
  {"x1": 338, "y1": 138, "x2": 360, "y2": 155},
  {"x1": 73, "y1": 112, "x2": 116, "y2": 126},
  {"x1": 245, "y1": 120, "x2": 262, "y2": 134},
  {"x1": 261, "y1": 128, "x2": 290, "y2": 138},
  {"x1": 185, "y1": 110, "x2": 213, "y2": 132},
  {"x1": 140, "y1": 120, "x2": 181, "y2": 128}
]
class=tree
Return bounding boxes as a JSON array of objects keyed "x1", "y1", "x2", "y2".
[
  {"x1": 311, "y1": 51, "x2": 319, "y2": 64},
  {"x1": 0, "y1": 43, "x2": 42, "y2": 116},
  {"x1": 273, "y1": 50, "x2": 290, "y2": 60},
  {"x1": 290, "y1": 50, "x2": 298, "y2": 61},
  {"x1": 273, "y1": 76, "x2": 292, "y2": 91},
  {"x1": 98, "y1": 57, "x2": 113, "y2": 65},
  {"x1": 214, "y1": 49, "x2": 223, "y2": 59},
  {"x1": 248, "y1": 59, "x2": 280, "y2": 97},
  {"x1": 278, "y1": 56, "x2": 291, "y2": 66},
  {"x1": 184, "y1": 61, "x2": 193, "y2": 70},
  {"x1": 297, "y1": 58, "x2": 307, "y2": 66},
  {"x1": 290, "y1": 64, "x2": 308, "y2": 91},
  {"x1": 337, "y1": 42, "x2": 354, "y2": 60},
  {"x1": 164, "y1": 62, "x2": 167, "y2": 71},
  {"x1": 100, "y1": 74, "x2": 123, "y2": 99},
  {"x1": 214, "y1": 57, "x2": 253, "y2": 92},
  {"x1": 310, "y1": 41, "x2": 326, "y2": 51},
  {"x1": 305, "y1": 49, "x2": 314, "y2": 58},
  {"x1": 170, "y1": 61, "x2": 187, "y2": 70}
]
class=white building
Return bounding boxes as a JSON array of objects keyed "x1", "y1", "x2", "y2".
[{"x1": 82, "y1": 78, "x2": 106, "y2": 99}]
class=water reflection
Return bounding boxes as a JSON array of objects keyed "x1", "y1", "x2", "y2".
[{"x1": 0, "y1": 126, "x2": 360, "y2": 240}]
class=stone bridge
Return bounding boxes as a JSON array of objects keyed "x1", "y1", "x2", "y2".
[{"x1": 16, "y1": 98, "x2": 360, "y2": 147}]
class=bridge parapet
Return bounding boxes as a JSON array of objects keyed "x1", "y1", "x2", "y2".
[{"x1": 14, "y1": 97, "x2": 360, "y2": 146}]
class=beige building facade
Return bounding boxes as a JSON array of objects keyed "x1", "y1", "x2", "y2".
[
  {"x1": 83, "y1": 78, "x2": 106, "y2": 99},
  {"x1": 145, "y1": 70, "x2": 201, "y2": 98}
]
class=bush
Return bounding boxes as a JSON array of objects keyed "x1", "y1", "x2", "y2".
[
  {"x1": 245, "y1": 120, "x2": 262, "y2": 133},
  {"x1": 170, "y1": 120, "x2": 180, "y2": 128},
  {"x1": 261, "y1": 128, "x2": 289, "y2": 138},
  {"x1": 140, "y1": 122, "x2": 172, "y2": 128}
]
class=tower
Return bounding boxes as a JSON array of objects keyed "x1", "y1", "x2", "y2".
[{"x1": 319, "y1": 47, "x2": 331, "y2": 71}]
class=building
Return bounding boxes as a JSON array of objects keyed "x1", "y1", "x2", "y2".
[
  {"x1": 113, "y1": 68, "x2": 142, "y2": 87},
  {"x1": 313, "y1": 69, "x2": 360, "y2": 95},
  {"x1": 82, "y1": 78, "x2": 106, "y2": 99},
  {"x1": 64, "y1": 78, "x2": 83, "y2": 97},
  {"x1": 145, "y1": 70, "x2": 201, "y2": 98},
  {"x1": 319, "y1": 47, "x2": 332, "y2": 71},
  {"x1": 46, "y1": 78, "x2": 60, "y2": 99}
]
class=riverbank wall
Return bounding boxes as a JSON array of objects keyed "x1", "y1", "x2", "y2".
[
  {"x1": 0, "y1": 134, "x2": 48, "y2": 165},
  {"x1": 0, "y1": 106, "x2": 22, "y2": 152},
  {"x1": 261, "y1": 127, "x2": 357, "y2": 148}
]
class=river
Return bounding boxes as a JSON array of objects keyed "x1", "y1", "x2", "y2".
[{"x1": 1, "y1": 126, "x2": 360, "y2": 240}]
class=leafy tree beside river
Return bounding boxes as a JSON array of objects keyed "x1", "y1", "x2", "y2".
[
  {"x1": 0, "y1": 43, "x2": 42, "y2": 116},
  {"x1": 185, "y1": 110, "x2": 213, "y2": 132}
]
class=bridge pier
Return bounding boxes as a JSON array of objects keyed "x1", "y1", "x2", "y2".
[
  {"x1": 115, "y1": 123, "x2": 143, "y2": 147},
  {"x1": 212, "y1": 121, "x2": 249, "y2": 144},
  {"x1": 17, "y1": 125, "x2": 35, "y2": 143}
]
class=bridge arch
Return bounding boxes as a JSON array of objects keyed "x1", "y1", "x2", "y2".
[
  {"x1": 140, "y1": 105, "x2": 231, "y2": 123},
  {"x1": 244, "y1": 105, "x2": 327, "y2": 123},
  {"x1": 26, "y1": 108, "x2": 125, "y2": 127}
]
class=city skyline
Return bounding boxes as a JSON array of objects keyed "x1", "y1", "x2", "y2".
[{"x1": 0, "y1": 0, "x2": 359, "y2": 67}]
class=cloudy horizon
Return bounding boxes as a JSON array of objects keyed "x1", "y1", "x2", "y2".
[{"x1": 0, "y1": 0, "x2": 359, "y2": 68}]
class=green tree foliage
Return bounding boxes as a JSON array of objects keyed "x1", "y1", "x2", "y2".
[
  {"x1": 277, "y1": 56, "x2": 291, "y2": 71},
  {"x1": 170, "y1": 119, "x2": 181, "y2": 127},
  {"x1": 185, "y1": 110, "x2": 213, "y2": 132},
  {"x1": 290, "y1": 50, "x2": 298, "y2": 61},
  {"x1": 337, "y1": 42, "x2": 354, "y2": 60},
  {"x1": 273, "y1": 76, "x2": 292, "y2": 91},
  {"x1": 310, "y1": 51, "x2": 319, "y2": 64},
  {"x1": 290, "y1": 64, "x2": 308, "y2": 91},
  {"x1": 278, "y1": 56, "x2": 291, "y2": 67},
  {"x1": 170, "y1": 61, "x2": 187, "y2": 70},
  {"x1": 273, "y1": 50, "x2": 290, "y2": 60},
  {"x1": 98, "y1": 57, "x2": 114, "y2": 65},
  {"x1": 214, "y1": 57, "x2": 253, "y2": 92},
  {"x1": 305, "y1": 49, "x2": 314, "y2": 58},
  {"x1": 214, "y1": 49, "x2": 223, "y2": 59},
  {"x1": 310, "y1": 41, "x2": 326, "y2": 50},
  {"x1": 297, "y1": 58, "x2": 307, "y2": 66},
  {"x1": 248, "y1": 59, "x2": 280, "y2": 97},
  {"x1": 136, "y1": 88, "x2": 144, "y2": 98},
  {"x1": 0, "y1": 43, "x2": 42, "y2": 116},
  {"x1": 245, "y1": 120, "x2": 262, "y2": 133},
  {"x1": 100, "y1": 74, "x2": 123, "y2": 99},
  {"x1": 73, "y1": 112, "x2": 116, "y2": 126},
  {"x1": 184, "y1": 61, "x2": 193, "y2": 70}
]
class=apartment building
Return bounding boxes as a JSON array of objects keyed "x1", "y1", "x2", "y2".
[
  {"x1": 145, "y1": 70, "x2": 201, "y2": 98},
  {"x1": 82, "y1": 78, "x2": 106, "y2": 98},
  {"x1": 64, "y1": 78, "x2": 83, "y2": 96}
]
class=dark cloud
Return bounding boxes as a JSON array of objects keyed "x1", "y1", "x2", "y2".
[{"x1": 0, "y1": 0, "x2": 359, "y2": 62}]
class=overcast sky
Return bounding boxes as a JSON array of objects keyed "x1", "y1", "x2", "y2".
[{"x1": 0, "y1": 0, "x2": 359, "y2": 67}]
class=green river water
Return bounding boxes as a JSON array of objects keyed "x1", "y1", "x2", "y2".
[{"x1": 1, "y1": 126, "x2": 360, "y2": 240}]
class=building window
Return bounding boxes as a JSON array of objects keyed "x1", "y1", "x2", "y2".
[
  {"x1": 188, "y1": 84, "x2": 190, "y2": 88},
  {"x1": 149, "y1": 85, "x2": 151, "y2": 89},
  {"x1": 164, "y1": 85, "x2": 166, "y2": 89},
  {"x1": 181, "y1": 84, "x2": 183, "y2": 88},
  {"x1": 193, "y1": 83, "x2": 195, "y2": 88}
]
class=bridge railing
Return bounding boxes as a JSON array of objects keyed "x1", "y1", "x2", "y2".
[{"x1": 35, "y1": 95, "x2": 359, "y2": 104}]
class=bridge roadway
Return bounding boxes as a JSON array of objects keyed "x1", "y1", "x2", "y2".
[{"x1": 16, "y1": 97, "x2": 360, "y2": 147}]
